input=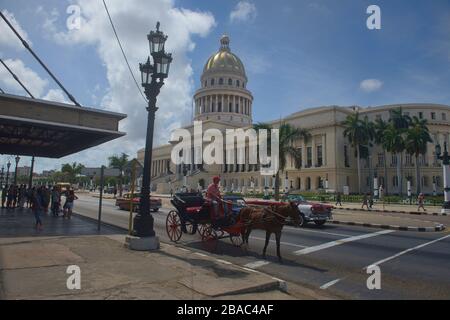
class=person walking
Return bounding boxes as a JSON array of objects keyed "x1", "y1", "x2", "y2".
[
  {"x1": 335, "y1": 192, "x2": 342, "y2": 207},
  {"x1": 6, "y1": 185, "x2": 15, "y2": 209},
  {"x1": 1, "y1": 184, "x2": 7, "y2": 208},
  {"x1": 63, "y1": 189, "x2": 78, "y2": 219},
  {"x1": 417, "y1": 193, "x2": 426, "y2": 211},
  {"x1": 51, "y1": 186, "x2": 61, "y2": 217},
  {"x1": 31, "y1": 188, "x2": 44, "y2": 230},
  {"x1": 369, "y1": 193, "x2": 374, "y2": 209},
  {"x1": 361, "y1": 193, "x2": 369, "y2": 210}
]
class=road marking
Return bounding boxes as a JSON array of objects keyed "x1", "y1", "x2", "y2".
[
  {"x1": 244, "y1": 260, "x2": 270, "y2": 269},
  {"x1": 285, "y1": 226, "x2": 353, "y2": 237},
  {"x1": 216, "y1": 259, "x2": 232, "y2": 265},
  {"x1": 364, "y1": 234, "x2": 450, "y2": 268},
  {"x1": 320, "y1": 278, "x2": 342, "y2": 290},
  {"x1": 293, "y1": 230, "x2": 395, "y2": 255},
  {"x1": 249, "y1": 236, "x2": 308, "y2": 249},
  {"x1": 194, "y1": 252, "x2": 208, "y2": 257}
]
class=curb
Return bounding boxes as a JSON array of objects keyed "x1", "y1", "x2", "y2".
[
  {"x1": 335, "y1": 207, "x2": 448, "y2": 216},
  {"x1": 330, "y1": 219, "x2": 446, "y2": 232}
]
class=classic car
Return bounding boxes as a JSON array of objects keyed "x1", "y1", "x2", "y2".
[{"x1": 115, "y1": 192, "x2": 162, "y2": 212}]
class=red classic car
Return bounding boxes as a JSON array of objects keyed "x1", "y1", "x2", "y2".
[
  {"x1": 245, "y1": 195, "x2": 333, "y2": 227},
  {"x1": 115, "y1": 193, "x2": 162, "y2": 212}
]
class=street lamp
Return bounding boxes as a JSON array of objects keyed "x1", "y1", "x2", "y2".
[
  {"x1": 13, "y1": 155, "x2": 20, "y2": 185},
  {"x1": 5, "y1": 160, "x2": 11, "y2": 186},
  {"x1": 435, "y1": 142, "x2": 450, "y2": 213},
  {"x1": 131, "y1": 22, "x2": 172, "y2": 246}
]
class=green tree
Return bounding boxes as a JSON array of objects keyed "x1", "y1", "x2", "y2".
[
  {"x1": 405, "y1": 116, "x2": 432, "y2": 194},
  {"x1": 108, "y1": 153, "x2": 129, "y2": 196},
  {"x1": 387, "y1": 107, "x2": 411, "y2": 196},
  {"x1": 61, "y1": 162, "x2": 84, "y2": 183},
  {"x1": 343, "y1": 112, "x2": 373, "y2": 194},
  {"x1": 374, "y1": 118, "x2": 389, "y2": 195},
  {"x1": 254, "y1": 122, "x2": 310, "y2": 200}
]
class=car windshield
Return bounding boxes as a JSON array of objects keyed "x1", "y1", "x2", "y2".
[{"x1": 289, "y1": 195, "x2": 305, "y2": 202}]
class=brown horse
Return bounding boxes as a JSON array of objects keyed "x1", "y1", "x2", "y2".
[{"x1": 238, "y1": 202, "x2": 300, "y2": 262}]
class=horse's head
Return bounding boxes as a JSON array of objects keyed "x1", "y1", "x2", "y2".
[{"x1": 287, "y1": 201, "x2": 301, "y2": 226}]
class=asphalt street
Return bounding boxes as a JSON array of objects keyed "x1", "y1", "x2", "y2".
[{"x1": 74, "y1": 194, "x2": 450, "y2": 299}]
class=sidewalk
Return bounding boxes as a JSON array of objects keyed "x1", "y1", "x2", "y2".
[
  {"x1": 334, "y1": 201, "x2": 446, "y2": 215},
  {"x1": 0, "y1": 208, "x2": 334, "y2": 300}
]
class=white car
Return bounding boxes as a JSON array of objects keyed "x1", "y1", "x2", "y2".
[{"x1": 287, "y1": 195, "x2": 333, "y2": 227}]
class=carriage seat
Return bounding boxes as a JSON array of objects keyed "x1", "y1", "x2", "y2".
[{"x1": 185, "y1": 206, "x2": 203, "y2": 214}]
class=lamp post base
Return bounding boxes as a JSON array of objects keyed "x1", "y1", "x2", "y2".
[{"x1": 125, "y1": 235, "x2": 160, "y2": 251}]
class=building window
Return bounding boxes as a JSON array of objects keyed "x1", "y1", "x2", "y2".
[
  {"x1": 228, "y1": 103, "x2": 232, "y2": 112},
  {"x1": 391, "y1": 154, "x2": 397, "y2": 166},
  {"x1": 419, "y1": 112, "x2": 423, "y2": 119},
  {"x1": 436, "y1": 176, "x2": 441, "y2": 187},
  {"x1": 393, "y1": 176, "x2": 399, "y2": 187},
  {"x1": 210, "y1": 78, "x2": 215, "y2": 86},
  {"x1": 235, "y1": 104, "x2": 239, "y2": 113},
  {"x1": 236, "y1": 80, "x2": 240, "y2": 87},
  {"x1": 366, "y1": 177, "x2": 370, "y2": 187},
  {"x1": 306, "y1": 177, "x2": 311, "y2": 190},
  {"x1": 344, "y1": 145, "x2": 350, "y2": 167},
  {"x1": 405, "y1": 154, "x2": 413, "y2": 166},
  {"x1": 228, "y1": 78, "x2": 232, "y2": 85},
  {"x1": 243, "y1": 82, "x2": 246, "y2": 88},
  {"x1": 219, "y1": 78, "x2": 223, "y2": 85},
  {"x1": 431, "y1": 112, "x2": 436, "y2": 120},
  {"x1": 218, "y1": 102, "x2": 222, "y2": 112},
  {"x1": 443, "y1": 113, "x2": 447, "y2": 121},
  {"x1": 317, "y1": 145, "x2": 323, "y2": 167},
  {"x1": 422, "y1": 176, "x2": 428, "y2": 187},
  {"x1": 307, "y1": 147, "x2": 312, "y2": 167},
  {"x1": 379, "y1": 176, "x2": 385, "y2": 187},
  {"x1": 297, "y1": 148, "x2": 302, "y2": 168},
  {"x1": 377, "y1": 153, "x2": 384, "y2": 167}
]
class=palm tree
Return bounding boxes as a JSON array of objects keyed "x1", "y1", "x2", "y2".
[
  {"x1": 61, "y1": 162, "x2": 84, "y2": 184},
  {"x1": 388, "y1": 107, "x2": 411, "y2": 196},
  {"x1": 405, "y1": 116, "x2": 432, "y2": 194},
  {"x1": 108, "y1": 153, "x2": 129, "y2": 196},
  {"x1": 374, "y1": 118, "x2": 389, "y2": 195},
  {"x1": 343, "y1": 112, "x2": 373, "y2": 194},
  {"x1": 254, "y1": 122, "x2": 310, "y2": 200},
  {"x1": 383, "y1": 123, "x2": 405, "y2": 195}
]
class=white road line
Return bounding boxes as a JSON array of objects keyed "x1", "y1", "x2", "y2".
[
  {"x1": 216, "y1": 259, "x2": 232, "y2": 265},
  {"x1": 244, "y1": 260, "x2": 270, "y2": 269},
  {"x1": 364, "y1": 234, "x2": 450, "y2": 269},
  {"x1": 194, "y1": 252, "x2": 208, "y2": 257},
  {"x1": 249, "y1": 236, "x2": 308, "y2": 249},
  {"x1": 293, "y1": 230, "x2": 395, "y2": 255},
  {"x1": 284, "y1": 226, "x2": 353, "y2": 237},
  {"x1": 320, "y1": 278, "x2": 342, "y2": 290}
]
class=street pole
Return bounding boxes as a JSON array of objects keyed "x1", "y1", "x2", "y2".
[
  {"x1": 436, "y1": 142, "x2": 450, "y2": 213},
  {"x1": 28, "y1": 156, "x2": 35, "y2": 188},
  {"x1": 97, "y1": 165, "x2": 104, "y2": 231},
  {"x1": 6, "y1": 161, "x2": 11, "y2": 186},
  {"x1": 13, "y1": 155, "x2": 20, "y2": 185}
]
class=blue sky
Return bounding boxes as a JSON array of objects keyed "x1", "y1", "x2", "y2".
[{"x1": 1, "y1": 0, "x2": 450, "y2": 172}]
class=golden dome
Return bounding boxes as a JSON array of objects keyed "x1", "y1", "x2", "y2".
[{"x1": 203, "y1": 35, "x2": 246, "y2": 77}]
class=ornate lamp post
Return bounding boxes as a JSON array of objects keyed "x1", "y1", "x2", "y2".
[
  {"x1": 130, "y1": 22, "x2": 172, "y2": 248},
  {"x1": 5, "y1": 160, "x2": 11, "y2": 186},
  {"x1": 13, "y1": 155, "x2": 20, "y2": 185},
  {"x1": 435, "y1": 142, "x2": 450, "y2": 213}
]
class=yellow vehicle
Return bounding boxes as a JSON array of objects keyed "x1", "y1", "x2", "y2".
[{"x1": 56, "y1": 182, "x2": 71, "y2": 191}]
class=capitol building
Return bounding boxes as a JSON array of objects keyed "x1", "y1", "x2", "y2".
[{"x1": 137, "y1": 35, "x2": 450, "y2": 195}]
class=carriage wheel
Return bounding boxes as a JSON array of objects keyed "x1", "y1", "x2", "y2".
[
  {"x1": 229, "y1": 233, "x2": 243, "y2": 247},
  {"x1": 166, "y1": 210, "x2": 182, "y2": 242},
  {"x1": 200, "y1": 224, "x2": 218, "y2": 251}
]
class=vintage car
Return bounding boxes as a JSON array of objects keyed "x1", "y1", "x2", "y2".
[
  {"x1": 246, "y1": 195, "x2": 333, "y2": 227},
  {"x1": 115, "y1": 192, "x2": 162, "y2": 212}
]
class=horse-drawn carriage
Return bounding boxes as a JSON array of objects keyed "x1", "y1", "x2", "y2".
[
  {"x1": 165, "y1": 193, "x2": 245, "y2": 247},
  {"x1": 165, "y1": 192, "x2": 301, "y2": 261}
]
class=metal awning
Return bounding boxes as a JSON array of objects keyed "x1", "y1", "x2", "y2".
[{"x1": 0, "y1": 93, "x2": 127, "y2": 158}]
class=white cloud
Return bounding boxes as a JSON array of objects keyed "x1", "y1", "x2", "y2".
[
  {"x1": 230, "y1": 1, "x2": 257, "y2": 23},
  {"x1": 0, "y1": 9, "x2": 32, "y2": 51},
  {"x1": 42, "y1": 88, "x2": 69, "y2": 103},
  {"x1": 360, "y1": 79, "x2": 383, "y2": 93},
  {"x1": 0, "y1": 58, "x2": 48, "y2": 97},
  {"x1": 36, "y1": 0, "x2": 216, "y2": 168}
]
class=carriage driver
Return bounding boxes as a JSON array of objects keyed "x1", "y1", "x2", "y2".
[{"x1": 206, "y1": 176, "x2": 224, "y2": 219}]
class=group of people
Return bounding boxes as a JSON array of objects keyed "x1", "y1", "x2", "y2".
[{"x1": 1, "y1": 184, "x2": 78, "y2": 230}]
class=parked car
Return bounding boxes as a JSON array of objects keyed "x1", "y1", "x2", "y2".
[
  {"x1": 223, "y1": 195, "x2": 247, "y2": 215},
  {"x1": 246, "y1": 195, "x2": 333, "y2": 227},
  {"x1": 115, "y1": 192, "x2": 162, "y2": 212}
]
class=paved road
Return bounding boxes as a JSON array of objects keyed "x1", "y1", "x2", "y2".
[{"x1": 74, "y1": 194, "x2": 450, "y2": 299}]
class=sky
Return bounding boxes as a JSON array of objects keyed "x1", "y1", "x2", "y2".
[{"x1": 0, "y1": 0, "x2": 449, "y2": 173}]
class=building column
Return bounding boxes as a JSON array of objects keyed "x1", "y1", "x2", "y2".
[
  {"x1": 322, "y1": 134, "x2": 326, "y2": 166},
  {"x1": 311, "y1": 136, "x2": 316, "y2": 167}
]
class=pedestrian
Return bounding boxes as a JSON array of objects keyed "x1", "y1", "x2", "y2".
[
  {"x1": 361, "y1": 193, "x2": 369, "y2": 210},
  {"x1": 42, "y1": 186, "x2": 51, "y2": 214},
  {"x1": 63, "y1": 189, "x2": 78, "y2": 219},
  {"x1": 113, "y1": 186, "x2": 117, "y2": 199},
  {"x1": 1, "y1": 184, "x2": 7, "y2": 208},
  {"x1": 417, "y1": 193, "x2": 426, "y2": 211},
  {"x1": 6, "y1": 185, "x2": 15, "y2": 209},
  {"x1": 31, "y1": 188, "x2": 44, "y2": 230},
  {"x1": 369, "y1": 193, "x2": 374, "y2": 209},
  {"x1": 335, "y1": 192, "x2": 342, "y2": 206},
  {"x1": 51, "y1": 186, "x2": 61, "y2": 217},
  {"x1": 19, "y1": 185, "x2": 26, "y2": 209}
]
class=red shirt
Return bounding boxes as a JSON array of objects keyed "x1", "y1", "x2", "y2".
[{"x1": 206, "y1": 183, "x2": 221, "y2": 201}]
